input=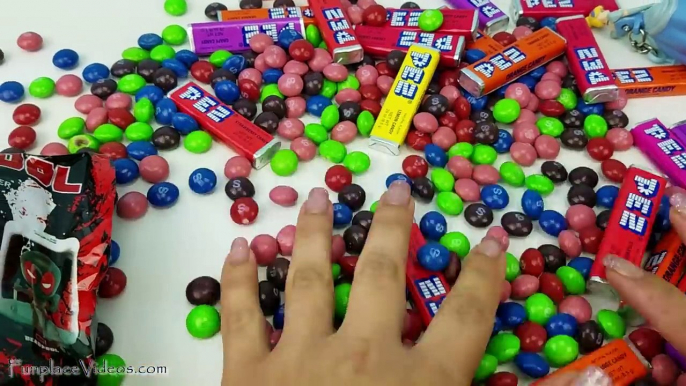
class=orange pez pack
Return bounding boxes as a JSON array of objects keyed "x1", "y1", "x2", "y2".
[
  {"x1": 532, "y1": 339, "x2": 649, "y2": 386},
  {"x1": 218, "y1": 6, "x2": 316, "y2": 27},
  {"x1": 644, "y1": 229, "x2": 686, "y2": 285},
  {"x1": 459, "y1": 27, "x2": 566, "y2": 97},
  {"x1": 612, "y1": 65, "x2": 686, "y2": 98},
  {"x1": 465, "y1": 30, "x2": 503, "y2": 56}
]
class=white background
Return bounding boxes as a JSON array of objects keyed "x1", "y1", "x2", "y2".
[{"x1": 0, "y1": 0, "x2": 679, "y2": 384}]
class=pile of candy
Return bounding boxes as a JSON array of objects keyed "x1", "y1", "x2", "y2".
[{"x1": 3, "y1": 0, "x2": 686, "y2": 384}]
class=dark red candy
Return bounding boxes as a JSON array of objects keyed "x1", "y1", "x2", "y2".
[
  {"x1": 12, "y1": 104, "x2": 41, "y2": 125},
  {"x1": 603, "y1": 109, "x2": 629, "y2": 128},
  {"x1": 577, "y1": 320, "x2": 604, "y2": 354},
  {"x1": 586, "y1": 137, "x2": 614, "y2": 161},
  {"x1": 406, "y1": 130, "x2": 431, "y2": 151},
  {"x1": 375, "y1": 61, "x2": 396, "y2": 77},
  {"x1": 454, "y1": 96, "x2": 471, "y2": 120},
  {"x1": 362, "y1": 4, "x2": 387, "y2": 26},
  {"x1": 629, "y1": 328, "x2": 665, "y2": 361},
  {"x1": 579, "y1": 226, "x2": 603, "y2": 253},
  {"x1": 8, "y1": 126, "x2": 36, "y2": 149},
  {"x1": 99, "y1": 142, "x2": 128, "y2": 160},
  {"x1": 238, "y1": 78, "x2": 260, "y2": 101},
  {"x1": 455, "y1": 119, "x2": 476, "y2": 143},
  {"x1": 601, "y1": 158, "x2": 627, "y2": 183},
  {"x1": 359, "y1": 84, "x2": 382, "y2": 101},
  {"x1": 444, "y1": 252, "x2": 461, "y2": 285},
  {"x1": 520, "y1": 248, "x2": 545, "y2": 277},
  {"x1": 190, "y1": 60, "x2": 214, "y2": 83},
  {"x1": 486, "y1": 372, "x2": 519, "y2": 386},
  {"x1": 108, "y1": 108, "x2": 135, "y2": 129},
  {"x1": 325, "y1": 165, "x2": 353, "y2": 192},
  {"x1": 360, "y1": 99, "x2": 381, "y2": 117},
  {"x1": 288, "y1": 39, "x2": 315, "y2": 62},
  {"x1": 99, "y1": 267, "x2": 127, "y2": 298},
  {"x1": 538, "y1": 99, "x2": 565, "y2": 117},
  {"x1": 402, "y1": 155, "x2": 429, "y2": 179},
  {"x1": 538, "y1": 244, "x2": 567, "y2": 273},
  {"x1": 539, "y1": 272, "x2": 565, "y2": 303},
  {"x1": 514, "y1": 321, "x2": 547, "y2": 352},
  {"x1": 230, "y1": 197, "x2": 259, "y2": 225},
  {"x1": 439, "y1": 111, "x2": 459, "y2": 130},
  {"x1": 339, "y1": 255, "x2": 358, "y2": 277},
  {"x1": 439, "y1": 69, "x2": 459, "y2": 87},
  {"x1": 493, "y1": 31, "x2": 517, "y2": 46},
  {"x1": 401, "y1": 308, "x2": 424, "y2": 342}
]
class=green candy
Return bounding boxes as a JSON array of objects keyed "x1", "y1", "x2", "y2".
[
  {"x1": 556, "y1": 88, "x2": 578, "y2": 110},
  {"x1": 321, "y1": 105, "x2": 340, "y2": 130},
  {"x1": 28, "y1": 77, "x2": 55, "y2": 98},
  {"x1": 536, "y1": 117, "x2": 564, "y2": 137},
  {"x1": 543, "y1": 335, "x2": 579, "y2": 368},
  {"x1": 58, "y1": 117, "x2": 85, "y2": 139},
  {"x1": 305, "y1": 25, "x2": 323, "y2": 47},
  {"x1": 525, "y1": 174, "x2": 554, "y2": 196},
  {"x1": 186, "y1": 305, "x2": 220, "y2": 339},
  {"x1": 356, "y1": 110, "x2": 375, "y2": 136},
  {"x1": 471, "y1": 144, "x2": 497, "y2": 165},
  {"x1": 133, "y1": 98, "x2": 154, "y2": 122},
  {"x1": 337, "y1": 75, "x2": 360, "y2": 92},
  {"x1": 161, "y1": 24, "x2": 187, "y2": 45},
  {"x1": 525, "y1": 293, "x2": 556, "y2": 325},
  {"x1": 121, "y1": 47, "x2": 150, "y2": 63},
  {"x1": 343, "y1": 151, "x2": 371, "y2": 174},
  {"x1": 304, "y1": 123, "x2": 329, "y2": 145},
  {"x1": 431, "y1": 168, "x2": 455, "y2": 192},
  {"x1": 493, "y1": 98, "x2": 521, "y2": 124},
  {"x1": 584, "y1": 114, "x2": 608, "y2": 138},
  {"x1": 334, "y1": 282, "x2": 352, "y2": 319},
  {"x1": 164, "y1": 0, "x2": 187, "y2": 15},
  {"x1": 67, "y1": 134, "x2": 100, "y2": 154},
  {"x1": 184, "y1": 131, "x2": 213, "y2": 154},
  {"x1": 370, "y1": 200, "x2": 379, "y2": 213},
  {"x1": 319, "y1": 140, "x2": 347, "y2": 163},
  {"x1": 96, "y1": 353, "x2": 126, "y2": 386},
  {"x1": 321, "y1": 79, "x2": 337, "y2": 99},
  {"x1": 261, "y1": 84, "x2": 285, "y2": 102},
  {"x1": 418, "y1": 9, "x2": 444, "y2": 32},
  {"x1": 270, "y1": 149, "x2": 299, "y2": 176},
  {"x1": 474, "y1": 354, "x2": 498, "y2": 381},
  {"x1": 448, "y1": 142, "x2": 474, "y2": 158},
  {"x1": 440, "y1": 232, "x2": 470, "y2": 258},
  {"x1": 597, "y1": 309, "x2": 626, "y2": 339},
  {"x1": 117, "y1": 74, "x2": 147, "y2": 94},
  {"x1": 209, "y1": 50, "x2": 232, "y2": 68},
  {"x1": 499, "y1": 161, "x2": 525, "y2": 187},
  {"x1": 505, "y1": 253, "x2": 521, "y2": 282},
  {"x1": 332, "y1": 263, "x2": 341, "y2": 279},
  {"x1": 436, "y1": 192, "x2": 463, "y2": 215},
  {"x1": 124, "y1": 122, "x2": 154, "y2": 141},
  {"x1": 93, "y1": 124, "x2": 124, "y2": 143},
  {"x1": 556, "y1": 266, "x2": 586, "y2": 295},
  {"x1": 318, "y1": 41, "x2": 328, "y2": 50},
  {"x1": 150, "y1": 45, "x2": 176, "y2": 62},
  {"x1": 486, "y1": 333, "x2": 521, "y2": 363}
]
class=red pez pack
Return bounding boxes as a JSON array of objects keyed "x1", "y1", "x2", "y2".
[
  {"x1": 169, "y1": 82, "x2": 281, "y2": 169},
  {"x1": 307, "y1": 0, "x2": 363, "y2": 64},
  {"x1": 355, "y1": 25, "x2": 466, "y2": 67},
  {"x1": 406, "y1": 223, "x2": 450, "y2": 327},
  {"x1": 511, "y1": 0, "x2": 618, "y2": 20},
  {"x1": 589, "y1": 167, "x2": 666, "y2": 296},
  {"x1": 385, "y1": 8, "x2": 478, "y2": 41}
]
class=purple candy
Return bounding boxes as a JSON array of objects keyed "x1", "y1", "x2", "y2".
[{"x1": 665, "y1": 342, "x2": 686, "y2": 371}]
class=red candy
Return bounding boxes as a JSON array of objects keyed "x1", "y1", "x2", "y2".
[
  {"x1": 486, "y1": 372, "x2": 519, "y2": 386},
  {"x1": 601, "y1": 159, "x2": 627, "y2": 183},
  {"x1": 629, "y1": 328, "x2": 665, "y2": 361},
  {"x1": 439, "y1": 111, "x2": 459, "y2": 130},
  {"x1": 402, "y1": 155, "x2": 429, "y2": 179},
  {"x1": 454, "y1": 97, "x2": 471, "y2": 120},
  {"x1": 492, "y1": 31, "x2": 516, "y2": 46},
  {"x1": 288, "y1": 39, "x2": 315, "y2": 62},
  {"x1": 339, "y1": 255, "x2": 358, "y2": 277},
  {"x1": 579, "y1": 226, "x2": 603, "y2": 253},
  {"x1": 331, "y1": 235, "x2": 345, "y2": 263},
  {"x1": 99, "y1": 142, "x2": 128, "y2": 160},
  {"x1": 12, "y1": 104, "x2": 41, "y2": 125},
  {"x1": 652, "y1": 354, "x2": 679, "y2": 386},
  {"x1": 360, "y1": 99, "x2": 381, "y2": 117},
  {"x1": 520, "y1": 248, "x2": 545, "y2": 277},
  {"x1": 190, "y1": 60, "x2": 214, "y2": 83},
  {"x1": 362, "y1": 4, "x2": 387, "y2": 26},
  {"x1": 375, "y1": 61, "x2": 396, "y2": 77},
  {"x1": 455, "y1": 120, "x2": 475, "y2": 143},
  {"x1": 439, "y1": 69, "x2": 459, "y2": 87},
  {"x1": 325, "y1": 165, "x2": 353, "y2": 192},
  {"x1": 360, "y1": 84, "x2": 382, "y2": 101},
  {"x1": 230, "y1": 197, "x2": 259, "y2": 225},
  {"x1": 586, "y1": 137, "x2": 614, "y2": 161},
  {"x1": 250, "y1": 234, "x2": 279, "y2": 266},
  {"x1": 98, "y1": 268, "x2": 127, "y2": 298},
  {"x1": 239, "y1": 79, "x2": 261, "y2": 101},
  {"x1": 539, "y1": 272, "x2": 565, "y2": 303},
  {"x1": 8, "y1": 126, "x2": 36, "y2": 149},
  {"x1": 514, "y1": 321, "x2": 547, "y2": 352},
  {"x1": 538, "y1": 99, "x2": 565, "y2": 117},
  {"x1": 406, "y1": 130, "x2": 431, "y2": 151},
  {"x1": 402, "y1": 309, "x2": 424, "y2": 342},
  {"x1": 108, "y1": 108, "x2": 135, "y2": 129}
]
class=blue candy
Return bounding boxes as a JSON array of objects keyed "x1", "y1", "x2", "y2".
[
  {"x1": 576, "y1": 99, "x2": 604, "y2": 116},
  {"x1": 155, "y1": 97, "x2": 178, "y2": 124},
  {"x1": 273, "y1": 304, "x2": 285, "y2": 330},
  {"x1": 263, "y1": 68, "x2": 284, "y2": 84},
  {"x1": 481, "y1": 184, "x2": 509, "y2": 210},
  {"x1": 464, "y1": 49, "x2": 486, "y2": 64},
  {"x1": 147, "y1": 182, "x2": 180, "y2": 208},
  {"x1": 529, "y1": 66, "x2": 547, "y2": 80},
  {"x1": 424, "y1": 144, "x2": 448, "y2": 167},
  {"x1": 522, "y1": 189, "x2": 545, "y2": 220},
  {"x1": 419, "y1": 211, "x2": 448, "y2": 240},
  {"x1": 0, "y1": 81, "x2": 25, "y2": 103},
  {"x1": 278, "y1": 28, "x2": 304, "y2": 49},
  {"x1": 222, "y1": 55, "x2": 247, "y2": 75},
  {"x1": 52, "y1": 49, "x2": 79, "y2": 69},
  {"x1": 214, "y1": 80, "x2": 240, "y2": 104},
  {"x1": 493, "y1": 129, "x2": 513, "y2": 153},
  {"x1": 333, "y1": 203, "x2": 353, "y2": 228},
  {"x1": 81, "y1": 63, "x2": 110, "y2": 83},
  {"x1": 596, "y1": 185, "x2": 619, "y2": 208},
  {"x1": 461, "y1": 89, "x2": 487, "y2": 110},
  {"x1": 545, "y1": 313, "x2": 578, "y2": 337},
  {"x1": 567, "y1": 256, "x2": 594, "y2": 279},
  {"x1": 126, "y1": 141, "x2": 158, "y2": 161},
  {"x1": 162, "y1": 59, "x2": 189, "y2": 78},
  {"x1": 136, "y1": 85, "x2": 165, "y2": 105},
  {"x1": 175, "y1": 49, "x2": 199, "y2": 68},
  {"x1": 138, "y1": 33, "x2": 163, "y2": 50},
  {"x1": 518, "y1": 75, "x2": 537, "y2": 90},
  {"x1": 109, "y1": 240, "x2": 121, "y2": 266},
  {"x1": 189, "y1": 168, "x2": 217, "y2": 194},
  {"x1": 386, "y1": 173, "x2": 412, "y2": 188},
  {"x1": 540, "y1": 17, "x2": 557, "y2": 30},
  {"x1": 496, "y1": 302, "x2": 527, "y2": 329},
  {"x1": 306, "y1": 95, "x2": 332, "y2": 117},
  {"x1": 172, "y1": 112, "x2": 200, "y2": 135},
  {"x1": 113, "y1": 158, "x2": 139, "y2": 184},
  {"x1": 417, "y1": 242, "x2": 450, "y2": 272},
  {"x1": 655, "y1": 196, "x2": 672, "y2": 232},
  {"x1": 515, "y1": 353, "x2": 550, "y2": 378},
  {"x1": 492, "y1": 316, "x2": 503, "y2": 336},
  {"x1": 539, "y1": 210, "x2": 567, "y2": 237},
  {"x1": 496, "y1": 85, "x2": 508, "y2": 97}
]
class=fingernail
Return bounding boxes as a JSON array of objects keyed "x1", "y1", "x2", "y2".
[
  {"x1": 383, "y1": 181, "x2": 411, "y2": 206},
  {"x1": 573, "y1": 366, "x2": 612, "y2": 386},
  {"x1": 603, "y1": 255, "x2": 644, "y2": 279},
  {"x1": 227, "y1": 237, "x2": 250, "y2": 266},
  {"x1": 670, "y1": 192, "x2": 686, "y2": 213},
  {"x1": 477, "y1": 237, "x2": 502, "y2": 258},
  {"x1": 304, "y1": 188, "x2": 330, "y2": 214}
]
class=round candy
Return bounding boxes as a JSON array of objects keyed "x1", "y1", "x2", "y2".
[
  {"x1": 596, "y1": 309, "x2": 626, "y2": 339},
  {"x1": 230, "y1": 197, "x2": 259, "y2": 225},
  {"x1": 601, "y1": 159, "x2": 627, "y2": 183},
  {"x1": 439, "y1": 231, "x2": 470, "y2": 258},
  {"x1": 186, "y1": 305, "x2": 220, "y2": 339},
  {"x1": 558, "y1": 295, "x2": 592, "y2": 324},
  {"x1": 418, "y1": 9, "x2": 444, "y2": 32},
  {"x1": 417, "y1": 242, "x2": 451, "y2": 272},
  {"x1": 334, "y1": 283, "x2": 351, "y2": 319},
  {"x1": 186, "y1": 276, "x2": 221, "y2": 306},
  {"x1": 267, "y1": 258, "x2": 290, "y2": 291},
  {"x1": 338, "y1": 184, "x2": 366, "y2": 211},
  {"x1": 419, "y1": 211, "x2": 447, "y2": 240},
  {"x1": 184, "y1": 131, "x2": 213, "y2": 154},
  {"x1": 28, "y1": 77, "x2": 56, "y2": 98},
  {"x1": 436, "y1": 192, "x2": 464, "y2": 215},
  {"x1": 501, "y1": 212, "x2": 533, "y2": 237},
  {"x1": 17, "y1": 31, "x2": 43, "y2": 51},
  {"x1": 251, "y1": 235, "x2": 279, "y2": 267},
  {"x1": 333, "y1": 203, "x2": 353, "y2": 228},
  {"x1": 319, "y1": 140, "x2": 347, "y2": 163},
  {"x1": 326, "y1": 165, "x2": 353, "y2": 192},
  {"x1": 225, "y1": 177, "x2": 255, "y2": 201},
  {"x1": 343, "y1": 151, "x2": 371, "y2": 174},
  {"x1": 567, "y1": 184, "x2": 596, "y2": 207},
  {"x1": 545, "y1": 313, "x2": 578, "y2": 338},
  {"x1": 493, "y1": 98, "x2": 521, "y2": 123},
  {"x1": 481, "y1": 184, "x2": 509, "y2": 210},
  {"x1": 116, "y1": 191, "x2": 148, "y2": 220},
  {"x1": 629, "y1": 328, "x2": 665, "y2": 361},
  {"x1": 514, "y1": 352, "x2": 550, "y2": 378},
  {"x1": 486, "y1": 333, "x2": 521, "y2": 363},
  {"x1": 270, "y1": 186, "x2": 298, "y2": 207},
  {"x1": 271, "y1": 149, "x2": 299, "y2": 176},
  {"x1": 543, "y1": 335, "x2": 579, "y2": 368},
  {"x1": 147, "y1": 182, "x2": 180, "y2": 208},
  {"x1": 499, "y1": 162, "x2": 525, "y2": 187},
  {"x1": 139, "y1": 155, "x2": 169, "y2": 183},
  {"x1": 514, "y1": 321, "x2": 547, "y2": 353},
  {"x1": 525, "y1": 174, "x2": 554, "y2": 196},
  {"x1": 525, "y1": 293, "x2": 556, "y2": 325},
  {"x1": 521, "y1": 189, "x2": 544, "y2": 220},
  {"x1": 465, "y1": 203, "x2": 494, "y2": 228},
  {"x1": 187, "y1": 168, "x2": 217, "y2": 194},
  {"x1": 52, "y1": 48, "x2": 79, "y2": 69}
]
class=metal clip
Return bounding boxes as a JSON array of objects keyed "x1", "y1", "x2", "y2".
[{"x1": 628, "y1": 28, "x2": 654, "y2": 54}]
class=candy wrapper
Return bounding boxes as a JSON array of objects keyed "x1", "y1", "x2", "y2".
[{"x1": 0, "y1": 153, "x2": 116, "y2": 385}]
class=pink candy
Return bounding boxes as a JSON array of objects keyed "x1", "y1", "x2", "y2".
[
  {"x1": 500, "y1": 280, "x2": 512, "y2": 303},
  {"x1": 534, "y1": 80, "x2": 562, "y2": 100},
  {"x1": 510, "y1": 142, "x2": 537, "y2": 166},
  {"x1": 377, "y1": 75, "x2": 393, "y2": 95},
  {"x1": 566, "y1": 204, "x2": 596, "y2": 231},
  {"x1": 105, "y1": 93, "x2": 132, "y2": 109},
  {"x1": 290, "y1": 137, "x2": 317, "y2": 161},
  {"x1": 413, "y1": 112, "x2": 438, "y2": 134},
  {"x1": 334, "y1": 89, "x2": 361, "y2": 104},
  {"x1": 323, "y1": 63, "x2": 348, "y2": 82},
  {"x1": 285, "y1": 96, "x2": 306, "y2": 118},
  {"x1": 439, "y1": 85, "x2": 460, "y2": 107},
  {"x1": 248, "y1": 33, "x2": 274, "y2": 53},
  {"x1": 270, "y1": 186, "x2": 299, "y2": 207},
  {"x1": 224, "y1": 156, "x2": 252, "y2": 178},
  {"x1": 540, "y1": 72, "x2": 562, "y2": 84},
  {"x1": 277, "y1": 74, "x2": 304, "y2": 97},
  {"x1": 16, "y1": 31, "x2": 43, "y2": 51},
  {"x1": 505, "y1": 83, "x2": 531, "y2": 107},
  {"x1": 558, "y1": 295, "x2": 592, "y2": 323},
  {"x1": 55, "y1": 74, "x2": 83, "y2": 97},
  {"x1": 472, "y1": 165, "x2": 500, "y2": 185},
  {"x1": 250, "y1": 234, "x2": 279, "y2": 266},
  {"x1": 512, "y1": 26, "x2": 534, "y2": 39},
  {"x1": 356, "y1": 65, "x2": 379, "y2": 86},
  {"x1": 605, "y1": 89, "x2": 628, "y2": 110},
  {"x1": 515, "y1": 109, "x2": 537, "y2": 124},
  {"x1": 525, "y1": 94, "x2": 539, "y2": 112},
  {"x1": 277, "y1": 118, "x2": 304, "y2": 140},
  {"x1": 513, "y1": 122, "x2": 540, "y2": 144},
  {"x1": 606, "y1": 127, "x2": 633, "y2": 150},
  {"x1": 348, "y1": 5, "x2": 364, "y2": 24},
  {"x1": 534, "y1": 135, "x2": 560, "y2": 159},
  {"x1": 283, "y1": 60, "x2": 309, "y2": 76},
  {"x1": 40, "y1": 142, "x2": 69, "y2": 156},
  {"x1": 558, "y1": 230, "x2": 582, "y2": 257},
  {"x1": 263, "y1": 45, "x2": 288, "y2": 69},
  {"x1": 308, "y1": 48, "x2": 333, "y2": 72},
  {"x1": 238, "y1": 68, "x2": 263, "y2": 87},
  {"x1": 74, "y1": 94, "x2": 103, "y2": 114},
  {"x1": 331, "y1": 121, "x2": 358, "y2": 143},
  {"x1": 511, "y1": 275, "x2": 540, "y2": 299},
  {"x1": 447, "y1": 156, "x2": 473, "y2": 179},
  {"x1": 86, "y1": 107, "x2": 108, "y2": 132},
  {"x1": 139, "y1": 155, "x2": 170, "y2": 184},
  {"x1": 276, "y1": 225, "x2": 296, "y2": 256},
  {"x1": 116, "y1": 192, "x2": 148, "y2": 220},
  {"x1": 454, "y1": 178, "x2": 480, "y2": 202},
  {"x1": 431, "y1": 126, "x2": 457, "y2": 150},
  {"x1": 546, "y1": 60, "x2": 568, "y2": 78}
]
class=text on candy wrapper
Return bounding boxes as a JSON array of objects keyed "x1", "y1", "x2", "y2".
[
  {"x1": 469, "y1": 0, "x2": 501, "y2": 17},
  {"x1": 473, "y1": 47, "x2": 526, "y2": 78},
  {"x1": 414, "y1": 276, "x2": 447, "y2": 317},
  {"x1": 393, "y1": 51, "x2": 432, "y2": 100},
  {"x1": 321, "y1": 7, "x2": 357, "y2": 44},
  {"x1": 178, "y1": 86, "x2": 234, "y2": 123},
  {"x1": 525, "y1": 0, "x2": 573, "y2": 8},
  {"x1": 242, "y1": 23, "x2": 296, "y2": 45},
  {"x1": 619, "y1": 175, "x2": 661, "y2": 236},
  {"x1": 575, "y1": 47, "x2": 610, "y2": 85},
  {"x1": 643, "y1": 123, "x2": 686, "y2": 170},
  {"x1": 267, "y1": 7, "x2": 302, "y2": 18},
  {"x1": 397, "y1": 32, "x2": 454, "y2": 52},
  {"x1": 389, "y1": 10, "x2": 422, "y2": 27},
  {"x1": 614, "y1": 69, "x2": 654, "y2": 84}
]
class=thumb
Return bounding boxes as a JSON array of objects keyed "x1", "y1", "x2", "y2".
[{"x1": 537, "y1": 367, "x2": 612, "y2": 386}]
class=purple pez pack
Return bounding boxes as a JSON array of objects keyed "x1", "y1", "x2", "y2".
[
  {"x1": 188, "y1": 18, "x2": 305, "y2": 56},
  {"x1": 631, "y1": 118, "x2": 686, "y2": 189},
  {"x1": 444, "y1": 0, "x2": 508, "y2": 35},
  {"x1": 670, "y1": 119, "x2": 686, "y2": 146}
]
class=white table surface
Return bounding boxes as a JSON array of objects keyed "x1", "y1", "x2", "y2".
[{"x1": 0, "y1": 0, "x2": 680, "y2": 384}]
